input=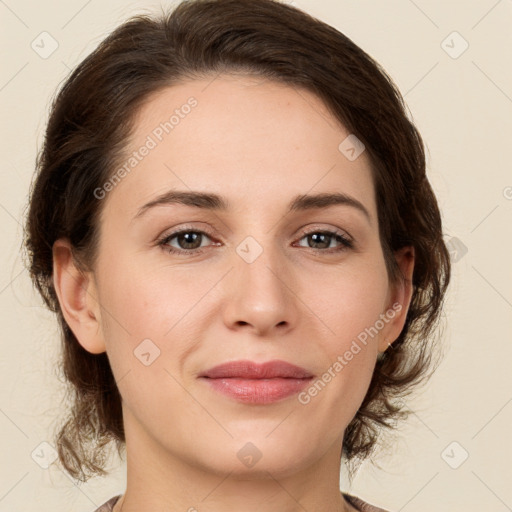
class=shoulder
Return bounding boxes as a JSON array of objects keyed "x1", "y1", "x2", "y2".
[
  {"x1": 92, "y1": 495, "x2": 122, "y2": 512},
  {"x1": 342, "y1": 492, "x2": 393, "y2": 512}
]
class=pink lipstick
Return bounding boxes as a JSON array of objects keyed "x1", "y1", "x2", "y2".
[{"x1": 199, "y1": 359, "x2": 314, "y2": 404}]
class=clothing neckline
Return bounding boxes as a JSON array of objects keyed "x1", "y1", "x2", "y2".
[{"x1": 98, "y1": 491, "x2": 389, "y2": 512}]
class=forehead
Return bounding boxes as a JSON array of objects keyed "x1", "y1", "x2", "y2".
[{"x1": 101, "y1": 74, "x2": 376, "y2": 224}]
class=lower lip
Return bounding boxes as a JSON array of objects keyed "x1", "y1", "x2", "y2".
[{"x1": 201, "y1": 377, "x2": 312, "y2": 404}]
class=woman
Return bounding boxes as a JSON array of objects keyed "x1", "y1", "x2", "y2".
[{"x1": 23, "y1": 0, "x2": 450, "y2": 511}]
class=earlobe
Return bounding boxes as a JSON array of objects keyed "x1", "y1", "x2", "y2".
[
  {"x1": 52, "y1": 238, "x2": 106, "y2": 355},
  {"x1": 378, "y1": 246, "x2": 415, "y2": 354}
]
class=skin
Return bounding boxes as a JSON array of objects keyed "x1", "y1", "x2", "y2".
[{"x1": 53, "y1": 74, "x2": 414, "y2": 512}]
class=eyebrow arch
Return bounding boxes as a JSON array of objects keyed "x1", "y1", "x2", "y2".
[{"x1": 133, "y1": 190, "x2": 371, "y2": 223}]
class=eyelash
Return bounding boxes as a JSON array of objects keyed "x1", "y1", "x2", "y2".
[{"x1": 156, "y1": 225, "x2": 354, "y2": 256}]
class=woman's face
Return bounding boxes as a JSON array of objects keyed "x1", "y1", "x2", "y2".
[{"x1": 56, "y1": 74, "x2": 413, "y2": 479}]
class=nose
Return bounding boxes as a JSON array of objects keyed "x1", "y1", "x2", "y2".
[{"x1": 221, "y1": 240, "x2": 299, "y2": 337}]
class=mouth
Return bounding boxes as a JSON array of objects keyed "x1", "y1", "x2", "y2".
[{"x1": 198, "y1": 359, "x2": 314, "y2": 404}]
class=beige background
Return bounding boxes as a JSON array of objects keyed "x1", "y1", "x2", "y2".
[{"x1": 1, "y1": 0, "x2": 511, "y2": 511}]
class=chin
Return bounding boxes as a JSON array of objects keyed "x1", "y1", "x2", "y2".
[{"x1": 189, "y1": 436, "x2": 318, "y2": 479}]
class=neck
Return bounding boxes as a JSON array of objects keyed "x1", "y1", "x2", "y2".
[{"x1": 113, "y1": 410, "x2": 357, "y2": 512}]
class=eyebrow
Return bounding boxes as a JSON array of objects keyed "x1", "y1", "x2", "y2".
[{"x1": 133, "y1": 190, "x2": 371, "y2": 222}]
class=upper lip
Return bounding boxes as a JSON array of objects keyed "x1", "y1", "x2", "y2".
[{"x1": 199, "y1": 359, "x2": 314, "y2": 379}]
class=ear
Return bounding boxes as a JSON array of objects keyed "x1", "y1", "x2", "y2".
[
  {"x1": 378, "y1": 246, "x2": 415, "y2": 354},
  {"x1": 52, "y1": 238, "x2": 106, "y2": 354}
]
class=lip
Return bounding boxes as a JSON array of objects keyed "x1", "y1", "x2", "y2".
[
  {"x1": 199, "y1": 359, "x2": 313, "y2": 379},
  {"x1": 199, "y1": 359, "x2": 314, "y2": 404}
]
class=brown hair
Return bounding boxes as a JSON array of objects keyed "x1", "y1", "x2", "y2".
[{"x1": 23, "y1": 0, "x2": 450, "y2": 483}]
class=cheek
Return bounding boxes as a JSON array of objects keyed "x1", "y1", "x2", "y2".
[
  {"x1": 97, "y1": 253, "x2": 196, "y2": 337},
  {"x1": 305, "y1": 258, "x2": 390, "y2": 346},
  {"x1": 294, "y1": 260, "x2": 389, "y2": 419},
  {"x1": 96, "y1": 262, "x2": 200, "y2": 426},
  {"x1": 95, "y1": 254, "x2": 217, "y2": 394}
]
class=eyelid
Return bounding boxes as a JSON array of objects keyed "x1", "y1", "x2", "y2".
[
  {"x1": 156, "y1": 222, "x2": 216, "y2": 240},
  {"x1": 298, "y1": 224, "x2": 353, "y2": 241}
]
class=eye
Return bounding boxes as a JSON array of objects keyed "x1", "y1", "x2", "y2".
[
  {"x1": 294, "y1": 229, "x2": 354, "y2": 253},
  {"x1": 158, "y1": 228, "x2": 215, "y2": 254}
]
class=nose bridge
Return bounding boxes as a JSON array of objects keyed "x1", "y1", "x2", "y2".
[
  {"x1": 238, "y1": 233, "x2": 289, "y2": 299},
  {"x1": 222, "y1": 232, "x2": 297, "y2": 334}
]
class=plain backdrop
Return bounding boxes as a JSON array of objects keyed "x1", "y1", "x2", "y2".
[{"x1": 1, "y1": 1, "x2": 511, "y2": 511}]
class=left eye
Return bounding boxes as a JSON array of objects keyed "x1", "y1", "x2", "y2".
[{"x1": 295, "y1": 230, "x2": 353, "y2": 251}]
